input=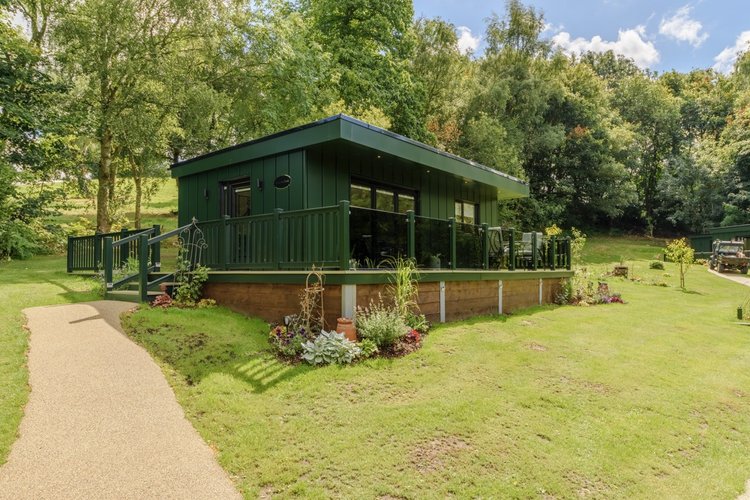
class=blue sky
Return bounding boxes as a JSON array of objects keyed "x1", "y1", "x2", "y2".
[{"x1": 412, "y1": 0, "x2": 750, "y2": 73}]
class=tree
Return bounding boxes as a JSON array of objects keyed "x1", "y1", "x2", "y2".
[
  {"x1": 410, "y1": 17, "x2": 471, "y2": 151},
  {"x1": 665, "y1": 238, "x2": 694, "y2": 289},
  {"x1": 307, "y1": 0, "x2": 428, "y2": 140},
  {"x1": 0, "y1": 11, "x2": 68, "y2": 257},
  {"x1": 53, "y1": 0, "x2": 204, "y2": 232}
]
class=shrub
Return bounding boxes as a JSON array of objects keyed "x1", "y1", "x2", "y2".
[
  {"x1": 269, "y1": 323, "x2": 316, "y2": 358},
  {"x1": 649, "y1": 261, "x2": 665, "y2": 270},
  {"x1": 356, "y1": 300, "x2": 408, "y2": 350},
  {"x1": 358, "y1": 339, "x2": 379, "y2": 358},
  {"x1": 301, "y1": 330, "x2": 361, "y2": 365},
  {"x1": 174, "y1": 263, "x2": 209, "y2": 306},
  {"x1": 405, "y1": 311, "x2": 430, "y2": 335},
  {"x1": 384, "y1": 256, "x2": 420, "y2": 321}
]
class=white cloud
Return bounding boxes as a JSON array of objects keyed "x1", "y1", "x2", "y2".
[
  {"x1": 456, "y1": 26, "x2": 480, "y2": 55},
  {"x1": 713, "y1": 30, "x2": 750, "y2": 74},
  {"x1": 659, "y1": 6, "x2": 708, "y2": 47},
  {"x1": 552, "y1": 26, "x2": 660, "y2": 69}
]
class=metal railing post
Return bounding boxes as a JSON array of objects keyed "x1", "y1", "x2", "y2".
[
  {"x1": 93, "y1": 233, "x2": 102, "y2": 270},
  {"x1": 67, "y1": 236, "x2": 73, "y2": 273},
  {"x1": 531, "y1": 232, "x2": 538, "y2": 271},
  {"x1": 406, "y1": 210, "x2": 416, "y2": 261},
  {"x1": 550, "y1": 236, "x2": 556, "y2": 270},
  {"x1": 120, "y1": 228, "x2": 128, "y2": 266},
  {"x1": 449, "y1": 217, "x2": 457, "y2": 270},
  {"x1": 138, "y1": 234, "x2": 149, "y2": 302},
  {"x1": 339, "y1": 200, "x2": 350, "y2": 270},
  {"x1": 566, "y1": 237, "x2": 572, "y2": 270},
  {"x1": 103, "y1": 236, "x2": 113, "y2": 290},
  {"x1": 221, "y1": 215, "x2": 230, "y2": 270},
  {"x1": 152, "y1": 224, "x2": 161, "y2": 271},
  {"x1": 274, "y1": 208, "x2": 284, "y2": 270},
  {"x1": 508, "y1": 229, "x2": 516, "y2": 271},
  {"x1": 482, "y1": 223, "x2": 490, "y2": 269}
]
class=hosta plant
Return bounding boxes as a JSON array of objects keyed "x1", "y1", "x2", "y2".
[{"x1": 301, "y1": 330, "x2": 361, "y2": 365}]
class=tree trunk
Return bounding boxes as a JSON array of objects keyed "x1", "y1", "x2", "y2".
[
  {"x1": 97, "y1": 127, "x2": 113, "y2": 233},
  {"x1": 133, "y1": 161, "x2": 142, "y2": 229}
]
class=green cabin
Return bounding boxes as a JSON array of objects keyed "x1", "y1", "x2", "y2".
[{"x1": 170, "y1": 114, "x2": 529, "y2": 269}]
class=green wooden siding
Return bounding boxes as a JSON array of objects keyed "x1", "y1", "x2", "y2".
[
  {"x1": 179, "y1": 150, "x2": 305, "y2": 226},
  {"x1": 179, "y1": 141, "x2": 498, "y2": 227}
]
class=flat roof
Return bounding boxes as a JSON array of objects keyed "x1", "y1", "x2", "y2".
[{"x1": 171, "y1": 114, "x2": 529, "y2": 199}]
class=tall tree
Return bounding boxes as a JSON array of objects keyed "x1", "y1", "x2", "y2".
[
  {"x1": 54, "y1": 0, "x2": 203, "y2": 232},
  {"x1": 307, "y1": 0, "x2": 428, "y2": 140}
]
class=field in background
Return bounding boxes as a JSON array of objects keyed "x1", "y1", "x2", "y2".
[{"x1": 52, "y1": 179, "x2": 179, "y2": 232}]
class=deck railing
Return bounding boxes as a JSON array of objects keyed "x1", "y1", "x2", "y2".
[
  {"x1": 68, "y1": 202, "x2": 572, "y2": 281},
  {"x1": 66, "y1": 226, "x2": 159, "y2": 272},
  {"x1": 197, "y1": 203, "x2": 346, "y2": 270},
  {"x1": 192, "y1": 201, "x2": 570, "y2": 270}
]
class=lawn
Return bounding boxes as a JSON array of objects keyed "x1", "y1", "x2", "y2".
[
  {"x1": 0, "y1": 256, "x2": 98, "y2": 463},
  {"x1": 51, "y1": 179, "x2": 180, "y2": 232},
  {"x1": 122, "y1": 243, "x2": 750, "y2": 498}
]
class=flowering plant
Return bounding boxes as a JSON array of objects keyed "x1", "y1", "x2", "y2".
[
  {"x1": 268, "y1": 324, "x2": 315, "y2": 358},
  {"x1": 406, "y1": 329, "x2": 421, "y2": 343}
]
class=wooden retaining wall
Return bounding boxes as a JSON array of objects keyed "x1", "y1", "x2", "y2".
[{"x1": 203, "y1": 277, "x2": 564, "y2": 327}]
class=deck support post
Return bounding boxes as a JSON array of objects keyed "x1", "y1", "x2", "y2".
[
  {"x1": 338, "y1": 200, "x2": 351, "y2": 270},
  {"x1": 66, "y1": 236, "x2": 73, "y2": 273},
  {"x1": 274, "y1": 208, "x2": 284, "y2": 270},
  {"x1": 482, "y1": 223, "x2": 489, "y2": 270},
  {"x1": 138, "y1": 234, "x2": 149, "y2": 303},
  {"x1": 152, "y1": 224, "x2": 161, "y2": 271},
  {"x1": 449, "y1": 218, "x2": 457, "y2": 270},
  {"x1": 498, "y1": 280, "x2": 503, "y2": 314},
  {"x1": 221, "y1": 215, "x2": 230, "y2": 270},
  {"x1": 341, "y1": 284, "x2": 356, "y2": 319},
  {"x1": 531, "y1": 232, "x2": 538, "y2": 271},
  {"x1": 508, "y1": 229, "x2": 516, "y2": 271},
  {"x1": 406, "y1": 210, "x2": 415, "y2": 261},
  {"x1": 103, "y1": 236, "x2": 113, "y2": 290},
  {"x1": 439, "y1": 281, "x2": 446, "y2": 323}
]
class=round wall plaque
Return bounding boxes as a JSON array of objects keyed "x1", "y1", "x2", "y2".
[{"x1": 274, "y1": 174, "x2": 291, "y2": 189}]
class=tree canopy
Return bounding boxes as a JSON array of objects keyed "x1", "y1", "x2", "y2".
[{"x1": 2, "y1": 0, "x2": 750, "y2": 258}]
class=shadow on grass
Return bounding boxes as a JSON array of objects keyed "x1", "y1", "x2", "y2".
[{"x1": 122, "y1": 308, "x2": 310, "y2": 394}]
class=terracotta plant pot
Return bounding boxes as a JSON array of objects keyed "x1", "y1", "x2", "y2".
[{"x1": 336, "y1": 317, "x2": 357, "y2": 342}]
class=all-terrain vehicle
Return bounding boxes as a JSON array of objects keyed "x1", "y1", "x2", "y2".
[{"x1": 709, "y1": 240, "x2": 749, "y2": 274}]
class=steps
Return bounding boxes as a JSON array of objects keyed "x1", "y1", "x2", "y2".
[
  {"x1": 106, "y1": 273, "x2": 177, "y2": 303},
  {"x1": 105, "y1": 290, "x2": 162, "y2": 303}
]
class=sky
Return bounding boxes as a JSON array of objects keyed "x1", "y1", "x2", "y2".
[{"x1": 412, "y1": 0, "x2": 750, "y2": 74}]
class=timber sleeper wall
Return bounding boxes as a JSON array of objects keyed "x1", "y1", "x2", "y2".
[{"x1": 203, "y1": 276, "x2": 565, "y2": 326}]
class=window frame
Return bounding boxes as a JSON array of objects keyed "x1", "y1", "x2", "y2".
[
  {"x1": 349, "y1": 177, "x2": 419, "y2": 214},
  {"x1": 221, "y1": 178, "x2": 252, "y2": 217},
  {"x1": 454, "y1": 200, "x2": 479, "y2": 225}
]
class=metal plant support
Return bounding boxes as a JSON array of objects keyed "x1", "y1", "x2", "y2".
[{"x1": 174, "y1": 219, "x2": 208, "y2": 284}]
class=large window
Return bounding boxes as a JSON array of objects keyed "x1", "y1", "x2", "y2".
[
  {"x1": 350, "y1": 180, "x2": 418, "y2": 214},
  {"x1": 455, "y1": 201, "x2": 478, "y2": 224},
  {"x1": 222, "y1": 179, "x2": 252, "y2": 217}
]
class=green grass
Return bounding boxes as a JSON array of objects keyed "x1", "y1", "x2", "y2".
[
  {"x1": 121, "y1": 247, "x2": 750, "y2": 498},
  {"x1": 0, "y1": 256, "x2": 98, "y2": 464},
  {"x1": 583, "y1": 234, "x2": 667, "y2": 264},
  {"x1": 51, "y1": 179, "x2": 179, "y2": 231}
]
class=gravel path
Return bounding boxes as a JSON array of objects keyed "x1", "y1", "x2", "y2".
[
  {"x1": 709, "y1": 268, "x2": 750, "y2": 287},
  {"x1": 0, "y1": 301, "x2": 240, "y2": 500}
]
